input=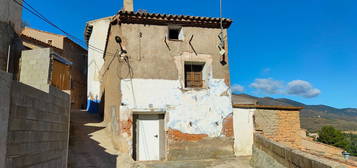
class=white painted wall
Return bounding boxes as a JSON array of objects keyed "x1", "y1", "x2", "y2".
[
  {"x1": 233, "y1": 108, "x2": 255, "y2": 156},
  {"x1": 120, "y1": 78, "x2": 233, "y2": 137},
  {"x1": 87, "y1": 18, "x2": 111, "y2": 100},
  {"x1": 0, "y1": 0, "x2": 23, "y2": 33}
]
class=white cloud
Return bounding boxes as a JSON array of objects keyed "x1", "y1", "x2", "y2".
[
  {"x1": 231, "y1": 84, "x2": 245, "y2": 93},
  {"x1": 287, "y1": 80, "x2": 321, "y2": 98},
  {"x1": 250, "y1": 78, "x2": 283, "y2": 94},
  {"x1": 249, "y1": 78, "x2": 321, "y2": 98}
]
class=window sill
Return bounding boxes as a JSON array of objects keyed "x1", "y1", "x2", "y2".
[
  {"x1": 181, "y1": 87, "x2": 208, "y2": 91},
  {"x1": 168, "y1": 39, "x2": 184, "y2": 42}
]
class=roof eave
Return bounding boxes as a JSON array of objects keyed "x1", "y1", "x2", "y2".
[{"x1": 111, "y1": 10, "x2": 233, "y2": 29}]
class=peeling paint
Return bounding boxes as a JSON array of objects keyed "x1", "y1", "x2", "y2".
[
  {"x1": 120, "y1": 78, "x2": 233, "y2": 137},
  {"x1": 121, "y1": 119, "x2": 132, "y2": 137}
]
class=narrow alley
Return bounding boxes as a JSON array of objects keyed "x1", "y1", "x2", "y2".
[{"x1": 68, "y1": 110, "x2": 117, "y2": 168}]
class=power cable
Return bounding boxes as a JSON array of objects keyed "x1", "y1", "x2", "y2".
[
  {"x1": 13, "y1": 0, "x2": 117, "y2": 56},
  {"x1": 19, "y1": 0, "x2": 107, "y2": 54}
]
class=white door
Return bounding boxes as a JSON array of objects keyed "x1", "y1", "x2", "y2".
[{"x1": 138, "y1": 118, "x2": 160, "y2": 161}]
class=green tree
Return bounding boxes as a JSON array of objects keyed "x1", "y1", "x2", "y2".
[
  {"x1": 317, "y1": 126, "x2": 348, "y2": 149},
  {"x1": 345, "y1": 133, "x2": 357, "y2": 156}
]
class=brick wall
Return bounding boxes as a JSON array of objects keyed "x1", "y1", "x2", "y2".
[
  {"x1": 0, "y1": 70, "x2": 70, "y2": 168},
  {"x1": 255, "y1": 108, "x2": 302, "y2": 146}
]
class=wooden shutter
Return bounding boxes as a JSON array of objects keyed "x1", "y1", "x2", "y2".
[
  {"x1": 185, "y1": 71, "x2": 203, "y2": 88},
  {"x1": 51, "y1": 60, "x2": 71, "y2": 90}
]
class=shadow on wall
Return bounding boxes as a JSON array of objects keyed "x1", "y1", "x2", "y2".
[{"x1": 68, "y1": 110, "x2": 117, "y2": 168}]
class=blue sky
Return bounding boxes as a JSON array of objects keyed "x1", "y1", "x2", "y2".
[{"x1": 22, "y1": 0, "x2": 357, "y2": 108}]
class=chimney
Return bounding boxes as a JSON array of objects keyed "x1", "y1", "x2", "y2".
[{"x1": 123, "y1": 0, "x2": 134, "y2": 11}]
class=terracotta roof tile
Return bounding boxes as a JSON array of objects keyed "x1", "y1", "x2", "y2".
[{"x1": 112, "y1": 10, "x2": 233, "y2": 28}]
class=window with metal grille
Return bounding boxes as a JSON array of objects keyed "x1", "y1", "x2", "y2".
[{"x1": 184, "y1": 62, "x2": 204, "y2": 88}]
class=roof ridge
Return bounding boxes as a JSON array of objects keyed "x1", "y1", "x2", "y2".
[
  {"x1": 117, "y1": 10, "x2": 232, "y2": 21},
  {"x1": 23, "y1": 27, "x2": 66, "y2": 38},
  {"x1": 112, "y1": 10, "x2": 233, "y2": 29},
  {"x1": 21, "y1": 34, "x2": 64, "y2": 52}
]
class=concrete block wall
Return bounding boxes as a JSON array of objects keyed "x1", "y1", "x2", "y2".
[
  {"x1": 0, "y1": 71, "x2": 12, "y2": 168},
  {"x1": 19, "y1": 48, "x2": 52, "y2": 92},
  {"x1": 0, "y1": 70, "x2": 70, "y2": 168}
]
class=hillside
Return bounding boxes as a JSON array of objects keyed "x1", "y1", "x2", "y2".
[{"x1": 232, "y1": 94, "x2": 357, "y2": 132}]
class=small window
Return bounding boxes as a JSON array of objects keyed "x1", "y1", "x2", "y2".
[
  {"x1": 168, "y1": 26, "x2": 182, "y2": 40},
  {"x1": 48, "y1": 40, "x2": 52, "y2": 45},
  {"x1": 185, "y1": 62, "x2": 204, "y2": 88}
]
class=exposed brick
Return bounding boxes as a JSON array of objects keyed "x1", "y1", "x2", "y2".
[
  {"x1": 221, "y1": 113, "x2": 233, "y2": 137},
  {"x1": 120, "y1": 119, "x2": 132, "y2": 136},
  {"x1": 168, "y1": 129, "x2": 208, "y2": 142}
]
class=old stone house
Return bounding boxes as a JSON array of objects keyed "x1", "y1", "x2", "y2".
[
  {"x1": 21, "y1": 27, "x2": 88, "y2": 109},
  {"x1": 85, "y1": 0, "x2": 234, "y2": 161}
]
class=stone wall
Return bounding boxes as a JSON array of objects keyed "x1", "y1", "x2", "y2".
[
  {"x1": 252, "y1": 134, "x2": 347, "y2": 168},
  {"x1": 254, "y1": 108, "x2": 302, "y2": 146},
  {"x1": 0, "y1": 70, "x2": 70, "y2": 168}
]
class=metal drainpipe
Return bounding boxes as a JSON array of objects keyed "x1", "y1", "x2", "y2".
[{"x1": 6, "y1": 45, "x2": 11, "y2": 72}]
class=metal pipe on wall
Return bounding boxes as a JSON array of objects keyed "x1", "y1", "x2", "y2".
[{"x1": 6, "y1": 45, "x2": 11, "y2": 72}]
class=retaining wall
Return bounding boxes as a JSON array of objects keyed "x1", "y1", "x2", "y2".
[
  {"x1": 0, "y1": 70, "x2": 70, "y2": 168},
  {"x1": 252, "y1": 134, "x2": 347, "y2": 168}
]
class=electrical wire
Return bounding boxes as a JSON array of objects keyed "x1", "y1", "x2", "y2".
[
  {"x1": 13, "y1": 0, "x2": 117, "y2": 56},
  {"x1": 18, "y1": 0, "x2": 107, "y2": 54}
]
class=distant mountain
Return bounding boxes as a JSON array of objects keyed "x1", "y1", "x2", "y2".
[{"x1": 232, "y1": 94, "x2": 357, "y2": 132}]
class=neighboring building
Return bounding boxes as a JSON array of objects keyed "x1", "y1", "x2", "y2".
[
  {"x1": 21, "y1": 27, "x2": 88, "y2": 109},
  {"x1": 232, "y1": 94, "x2": 258, "y2": 105},
  {"x1": 19, "y1": 48, "x2": 72, "y2": 92},
  {"x1": 0, "y1": 0, "x2": 23, "y2": 77},
  {"x1": 85, "y1": 0, "x2": 233, "y2": 161},
  {"x1": 84, "y1": 17, "x2": 112, "y2": 114}
]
